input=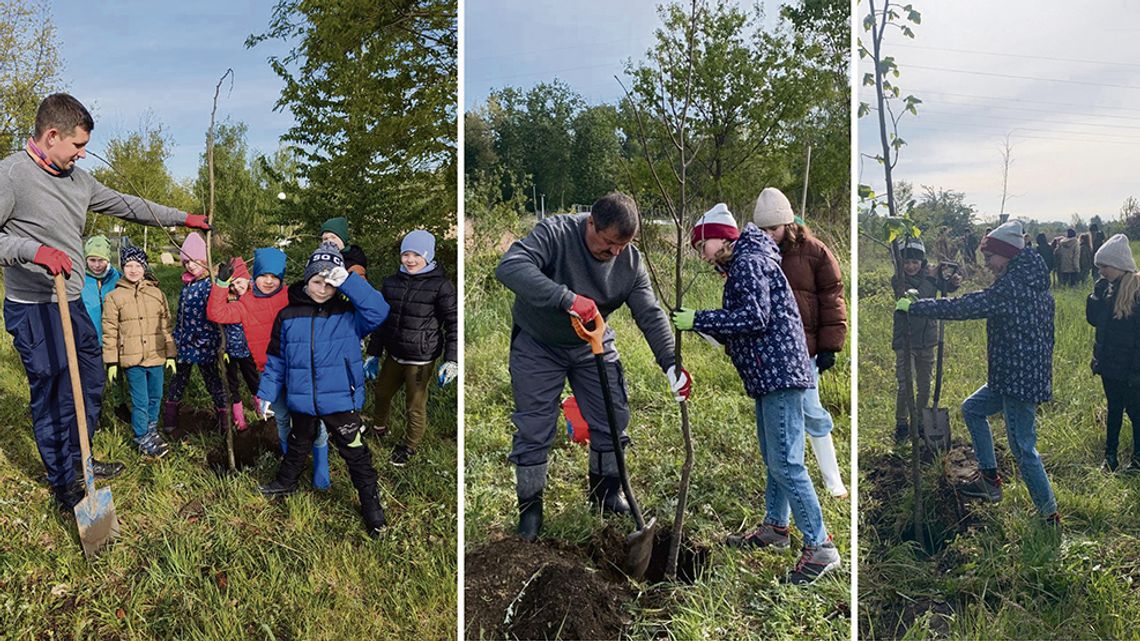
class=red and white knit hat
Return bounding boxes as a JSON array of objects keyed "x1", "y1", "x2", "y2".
[
  {"x1": 690, "y1": 203, "x2": 740, "y2": 248},
  {"x1": 980, "y1": 220, "x2": 1024, "y2": 259}
]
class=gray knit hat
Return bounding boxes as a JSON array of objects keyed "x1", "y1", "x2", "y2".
[
  {"x1": 1093, "y1": 234, "x2": 1136, "y2": 273},
  {"x1": 752, "y1": 187, "x2": 795, "y2": 228},
  {"x1": 303, "y1": 241, "x2": 345, "y2": 283}
]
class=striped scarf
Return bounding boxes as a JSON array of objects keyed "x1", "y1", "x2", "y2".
[{"x1": 25, "y1": 138, "x2": 63, "y2": 176}]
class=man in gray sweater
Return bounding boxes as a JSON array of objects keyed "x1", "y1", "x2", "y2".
[
  {"x1": 496, "y1": 192, "x2": 691, "y2": 540},
  {"x1": 0, "y1": 93, "x2": 211, "y2": 511}
]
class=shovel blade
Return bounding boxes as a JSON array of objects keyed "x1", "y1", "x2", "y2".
[
  {"x1": 622, "y1": 516, "x2": 657, "y2": 580},
  {"x1": 921, "y1": 407, "x2": 951, "y2": 453},
  {"x1": 74, "y1": 486, "x2": 120, "y2": 557}
]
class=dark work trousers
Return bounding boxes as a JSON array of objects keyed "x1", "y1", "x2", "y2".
[
  {"x1": 507, "y1": 327, "x2": 630, "y2": 467},
  {"x1": 166, "y1": 359, "x2": 227, "y2": 409},
  {"x1": 276, "y1": 411, "x2": 378, "y2": 493},
  {"x1": 4, "y1": 299, "x2": 104, "y2": 489},
  {"x1": 225, "y1": 356, "x2": 260, "y2": 401},
  {"x1": 1103, "y1": 376, "x2": 1140, "y2": 458}
]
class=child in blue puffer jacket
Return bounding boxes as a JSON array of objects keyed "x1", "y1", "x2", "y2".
[
  {"x1": 670, "y1": 198, "x2": 841, "y2": 586},
  {"x1": 257, "y1": 242, "x2": 391, "y2": 537}
]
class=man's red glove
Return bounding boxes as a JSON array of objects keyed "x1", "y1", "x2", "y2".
[
  {"x1": 33, "y1": 246, "x2": 72, "y2": 276},
  {"x1": 185, "y1": 214, "x2": 211, "y2": 231},
  {"x1": 568, "y1": 294, "x2": 598, "y2": 322}
]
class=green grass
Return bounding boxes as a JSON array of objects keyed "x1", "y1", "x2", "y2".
[
  {"x1": 858, "y1": 240, "x2": 1140, "y2": 640},
  {"x1": 464, "y1": 215, "x2": 851, "y2": 640},
  {"x1": 0, "y1": 264, "x2": 457, "y2": 639}
]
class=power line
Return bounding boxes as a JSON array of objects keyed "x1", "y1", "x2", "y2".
[
  {"x1": 889, "y1": 42, "x2": 1140, "y2": 70},
  {"x1": 858, "y1": 94, "x2": 1140, "y2": 131},
  {"x1": 901, "y1": 88, "x2": 1140, "y2": 116},
  {"x1": 861, "y1": 115, "x2": 1140, "y2": 146},
  {"x1": 904, "y1": 64, "x2": 1140, "y2": 92}
]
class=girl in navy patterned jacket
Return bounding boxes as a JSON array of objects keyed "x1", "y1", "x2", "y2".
[
  {"x1": 899, "y1": 221, "x2": 1059, "y2": 526},
  {"x1": 670, "y1": 203, "x2": 840, "y2": 586}
]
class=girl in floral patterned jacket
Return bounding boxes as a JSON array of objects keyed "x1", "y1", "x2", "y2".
[{"x1": 670, "y1": 202, "x2": 840, "y2": 586}]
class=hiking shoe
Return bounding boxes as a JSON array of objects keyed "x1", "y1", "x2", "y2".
[
  {"x1": 1102, "y1": 452, "x2": 1119, "y2": 473},
  {"x1": 359, "y1": 486, "x2": 387, "y2": 538},
  {"x1": 727, "y1": 523, "x2": 791, "y2": 549},
  {"x1": 390, "y1": 444, "x2": 415, "y2": 467},
  {"x1": 74, "y1": 458, "x2": 125, "y2": 481},
  {"x1": 894, "y1": 422, "x2": 909, "y2": 444},
  {"x1": 367, "y1": 419, "x2": 388, "y2": 438},
  {"x1": 53, "y1": 481, "x2": 84, "y2": 511},
  {"x1": 258, "y1": 479, "x2": 300, "y2": 497},
  {"x1": 958, "y1": 471, "x2": 1003, "y2": 503},
  {"x1": 136, "y1": 432, "x2": 170, "y2": 458},
  {"x1": 784, "y1": 536, "x2": 842, "y2": 585}
]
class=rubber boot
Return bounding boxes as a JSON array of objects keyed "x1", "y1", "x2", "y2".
[
  {"x1": 162, "y1": 400, "x2": 180, "y2": 434},
  {"x1": 359, "y1": 484, "x2": 387, "y2": 538},
  {"x1": 516, "y1": 462, "x2": 547, "y2": 541},
  {"x1": 810, "y1": 434, "x2": 848, "y2": 498},
  {"x1": 312, "y1": 444, "x2": 331, "y2": 491},
  {"x1": 588, "y1": 449, "x2": 630, "y2": 515},
  {"x1": 232, "y1": 401, "x2": 248, "y2": 431}
]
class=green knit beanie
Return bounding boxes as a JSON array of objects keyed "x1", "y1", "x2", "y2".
[
  {"x1": 84, "y1": 235, "x2": 112, "y2": 262},
  {"x1": 320, "y1": 217, "x2": 350, "y2": 246}
]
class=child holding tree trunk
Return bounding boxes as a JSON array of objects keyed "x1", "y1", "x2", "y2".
[
  {"x1": 671, "y1": 201, "x2": 841, "y2": 585},
  {"x1": 1085, "y1": 234, "x2": 1140, "y2": 473},
  {"x1": 218, "y1": 257, "x2": 259, "y2": 432},
  {"x1": 102, "y1": 245, "x2": 176, "y2": 457},
  {"x1": 257, "y1": 242, "x2": 390, "y2": 536}
]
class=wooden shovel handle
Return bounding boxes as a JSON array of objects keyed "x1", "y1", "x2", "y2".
[
  {"x1": 570, "y1": 314, "x2": 606, "y2": 355},
  {"x1": 55, "y1": 273, "x2": 96, "y2": 496}
]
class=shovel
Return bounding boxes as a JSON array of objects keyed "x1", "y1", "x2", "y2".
[
  {"x1": 571, "y1": 314, "x2": 656, "y2": 580},
  {"x1": 55, "y1": 273, "x2": 120, "y2": 556},
  {"x1": 921, "y1": 263, "x2": 957, "y2": 453}
]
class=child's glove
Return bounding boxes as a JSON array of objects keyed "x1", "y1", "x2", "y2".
[
  {"x1": 895, "y1": 297, "x2": 912, "y2": 313},
  {"x1": 666, "y1": 364, "x2": 692, "y2": 402},
  {"x1": 671, "y1": 308, "x2": 696, "y2": 331},
  {"x1": 257, "y1": 397, "x2": 275, "y2": 420},
  {"x1": 324, "y1": 266, "x2": 349, "y2": 287},
  {"x1": 165, "y1": 358, "x2": 177, "y2": 374},
  {"x1": 223, "y1": 353, "x2": 230, "y2": 364},
  {"x1": 106, "y1": 364, "x2": 118, "y2": 383},
  {"x1": 437, "y1": 361, "x2": 458, "y2": 387},
  {"x1": 363, "y1": 356, "x2": 380, "y2": 380},
  {"x1": 215, "y1": 260, "x2": 234, "y2": 286}
]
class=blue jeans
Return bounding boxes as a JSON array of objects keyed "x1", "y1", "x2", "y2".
[
  {"x1": 756, "y1": 389, "x2": 828, "y2": 546},
  {"x1": 803, "y1": 356, "x2": 833, "y2": 438},
  {"x1": 962, "y1": 384, "x2": 1057, "y2": 515},
  {"x1": 271, "y1": 392, "x2": 327, "y2": 452},
  {"x1": 124, "y1": 365, "x2": 164, "y2": 438}
]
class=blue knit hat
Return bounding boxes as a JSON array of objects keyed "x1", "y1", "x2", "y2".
[
  {"x1": 252, "y1": 247, "x2": 286, "y2": 279},
  {"x1": 400, "y1": 230, "x2": 436, "y2": 264},
  {"x1": 304, "y1": 241, "x2": 345, "y2": 283}
]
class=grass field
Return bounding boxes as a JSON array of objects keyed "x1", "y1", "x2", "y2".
[
  {"x1": 858, "y1": 238, "x2": 1140, "y2": 640},
  {"x1": 464, "y1": 214, "x2": 852, "y2": 640},
  {"x1": 0, "y1": 263, "x2": 457, "y2": 640}
]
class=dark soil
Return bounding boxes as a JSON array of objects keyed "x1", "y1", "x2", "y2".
[
  {"x1": 465, "y1": 536, "x2": 630, "y2": 641},
  {"x1": 588, "y1": 523, "x2": 709, "y2": 584},
  {"x1": 204, "y1": 418, "x2": 280, "y2": 473}
]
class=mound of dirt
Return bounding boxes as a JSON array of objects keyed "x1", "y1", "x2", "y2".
[{"x1": 465, "y1": 537, "x2": 630, "y2": 641}]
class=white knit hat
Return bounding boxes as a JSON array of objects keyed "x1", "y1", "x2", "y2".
[
  {"x1": 690, "y1": 203, "x2": 740, "y2": 247},
  {"x1": 1094, "y1": 233, "x2": 1136, "y2": 272},
  {"x1": 981, "y1": 220, "x2": 1024, "y2": 259},
  {"x1": 752, "y1": 188, "x2": 795, "y2": 228}
]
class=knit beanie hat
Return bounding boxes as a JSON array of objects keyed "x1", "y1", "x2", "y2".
[
  {"x1": 690, "y1": 203, "x2": 740, "y2": 248},
  {"x1": 900, "y1": 238, "x2": 926, "y2": 261},
  {"x1": 401, "y1": 230, "x2": 436, "y2": 264},
  {"x1": 1093, "y1": 234, "x2": 1137, "y2": 273},
  {"x1": 320, "y1": 217, "x2": 350, "y2": 246},
  {"x1": 303, "y1": 241, "x2": 345, "y2": 283},
  {"x1": 1066, "y1": 228, "x2": 1076, "y2": 238},
  {"x1": 980, "y1": 221, "x2": 1024, "y2": 259},
  {"x1": 180, "y1": 232, "x2": 207, "y2": 266},
  {"x1": 84, "y1": 235, "x2": 112, "y2": 261},
  {"x1": 120, "y1": 245, "x2": 148, "y2": 270},
  {"x1": 252, "y1": 247, "x2": 286, "y2": 279},
  {"x1": 752, "y1": 188, "x2": 795, "y2": 228}
]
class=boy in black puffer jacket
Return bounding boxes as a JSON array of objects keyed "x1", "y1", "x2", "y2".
[
  {"x1": 1086, "y1": 234, "x2": 1140, "y2": 472},
  {"x1": 363, "y1": 230, "x2": 458, "y2": 467},
  {"x1": 891, "y1": 238, "x2": 961, "y2": 443}
]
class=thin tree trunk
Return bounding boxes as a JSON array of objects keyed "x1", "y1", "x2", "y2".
[{"x1": 209, "y1": 69, "x2": 235, "y2": 473}]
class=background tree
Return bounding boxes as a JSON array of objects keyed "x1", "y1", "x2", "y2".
[
  {"x1": 910, "y1": 186, "x2": 976, "y2": 236},
  {"x1": 0, "y1": 0, "x2": 62, "y2": 154}
]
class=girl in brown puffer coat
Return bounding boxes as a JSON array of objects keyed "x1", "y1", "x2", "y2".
[
  {"x1": 753, "y1": 187, "x2": 848, "y2": 498},
  {"x1": 103, "y1": 245, "x2": 176, "y2": 457}
]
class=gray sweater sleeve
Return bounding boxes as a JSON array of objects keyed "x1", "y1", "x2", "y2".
[
  {"x1": 0, "y1": 169, "x2": 44, "y2": 265},
  {"x1": 626, "y1": 261, "x2": 676, "y2": 371},
  {"x1": 88, "y1": 177, "x2": 188, "y2": 227},
  {"x1": 495, "y1": 219, "x2": 577, "y2": 311}
]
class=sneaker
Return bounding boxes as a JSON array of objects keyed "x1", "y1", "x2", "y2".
[
  {"x1": 74, "y1": 458, "x2": 125, "y2": 481},
  {"x1": 372, "y1": 422, "x2": 389, "y2": 438},
  {"x1": 53, "y1": 481, "x2": 85, "y2": 511},
  {"x1": 258, "y1": 479, "x2": 300, "y2": 497},
  {"x1": 894, "y1": 422, "x2": 909, "y2": 443},
  {"x1": 958, "y1": 471, "x2": 1003, "y2": 503},
  {"x1": 1102, "y1": 453, "x2": 1119, "y2": 473},
  {"x1": 390, "y1": 445, "x2": 415, "y2": 467},
  {"x1": 1123, "y1": 458, "x2": 1140, "y2": 475},
  {"x1": 136, "y1": 433, "x2": 170, "y2": 458},
  {"x1": 784, "y1": 536, "x2": 842, "y2": 585},
  {"x1": 726, "y1": 523, "x2": 791, "y2": 549},
  {"x1": 1045, "y1": 512, "x2": 1062, "y2": 528}
]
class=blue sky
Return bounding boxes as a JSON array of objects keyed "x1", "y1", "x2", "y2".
[
  {"x1": 465, "y1": 0, "x2": 783, "y2": 110},
  {"x1": 53, "y1": 1, "x2": 295, "y2": 182},
  {"x1": 858, "y1": 0, "x2": 1140, "y2": 224}
]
